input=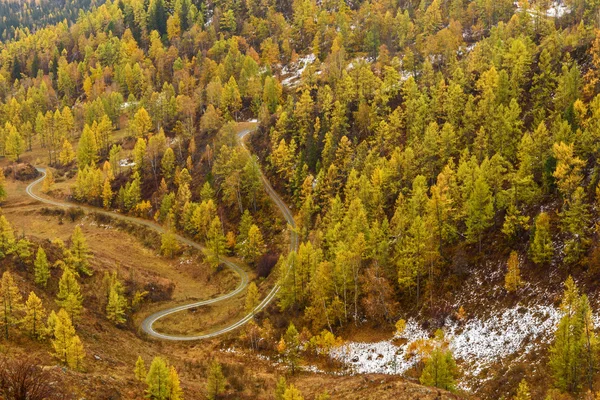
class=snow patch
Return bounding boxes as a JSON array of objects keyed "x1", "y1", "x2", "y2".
[
  {"x1": 119, "y1": 159, "x2": 135, "y2": 168},
  {"x1": 330, "y1": 304, "x2": 566, "y2": 391},
  {"x1": 545, "y1": 1, "x2": 570, "y2": 17},
  {"x1": 281, "y1": 54, "x2": 317, "y2": 88}
]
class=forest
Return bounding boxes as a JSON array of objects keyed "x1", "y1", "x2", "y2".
[{"x1": 1, "y1": 0, "x2": 600, "y2": 397}]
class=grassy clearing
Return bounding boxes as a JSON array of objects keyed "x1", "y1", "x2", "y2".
[{"x1": 152, "y1": 295, "x2": 247, "y2": 336}]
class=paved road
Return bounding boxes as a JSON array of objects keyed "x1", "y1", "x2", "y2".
[{"x1": 25, "y1": 127, "x2": 298, "y2": 340}]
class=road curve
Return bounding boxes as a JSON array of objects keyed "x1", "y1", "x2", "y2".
[{"x1": 25, "y1": 126, "x2": 298, "y2": 340}]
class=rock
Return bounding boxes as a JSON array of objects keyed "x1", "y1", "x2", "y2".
[{"x1": 4, "y1": 163, "x2": 39, "y2": 181}]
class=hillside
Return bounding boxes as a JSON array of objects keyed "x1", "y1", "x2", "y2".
[{"x1": 1, "y1": 0, "x2": 600, "y2": 397}]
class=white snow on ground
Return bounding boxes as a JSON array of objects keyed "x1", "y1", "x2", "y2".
[
  {"x1": 281, "y1": 54, "x2": 317, "y2": 87},
  {"x1": 545, "y1": 1, "x2": 570, "y2": 17},
  {"x1": 330, "y1": 304, "x2": 567, "y2": 391},
  {"x1": 119, "y1": 159, "x2": 135, "y2": 168},
  {"x1": 447, "y1": 305, "x2": 561, "y2": 379},
  {"x1": 331, "y1": 320, "x2": 429, "y2": 375}
]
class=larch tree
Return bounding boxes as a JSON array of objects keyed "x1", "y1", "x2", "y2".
[
  {"x1": 419, "y1": 347, "x2": 458, "y2": 391},
  {"x1": 145, "y1": 357, "x2": 170, "y2": 400},
  {"x1": 561, "y1": 187, "x2": 591, "y2": 265},
  {"x1": 504, "y1": 251, "x2": 522, "y2": 292},
  {"x1": 5, "y1": 123, "x2": 24, "y2": 162},
  {"x1": 41, "y1": 168, "x2": 55, "y2": 193},
  {"x1": 513, "y1": 379, "x2": 531, "y2": 400},
  {"x1": 106, "y1": 284, "x2": 127, "y2": 326},
  {"x1": 131, "y1": 107, "x2": 153, "y2": 138},
  {"x1": 0, "y1": 169, "x2": 6, "y2": 202},
  {"x1": 70, "y1": 226, "x2": 92, "y2": 276},
  {"x1": 245, "y1": 282, "x2": 260, "y2": 315},
  {"x1": 206, "y1": 216, "x2": 226, "y2": 269},
  {"x1": 282, "y1": 385, "x2": 304, "y2": 400},
  {"x1": 279, "y1": 322, "x2": 301, "y2": 374},
  {"x1": 221, "y1": 76, "x2": 242, "y2": 120},
  {"x1": 529, "y1": 212, "x2": 553, "y2": 265},
  {"x1": 0, "y1": 271, "x2": 23, "y2": 340},
  {"x1": 160, "y1": 229, "x2": 179, "y2": 259},
  {"x1": 465, "y1": 175, "x2": 494, "y2": 252},
  {"x1": 56, "y1": 268, "x2": 83, "y2": 323},
  {"x1": 134, "y1": 356, "x2": 147, "y2": 381},
  {"x1": 23, "y1": 291, "x2": 47, "y2": 340},
  {"x1": 59, "y1": 137, "x2": 75, "y2": 166},
  {"x1": 161, "y1": 147, "x2": 176, "y2": 183},
  {"x1": 552, "y1": 142, "x2": 584, "y2": 200},
  {"x1": 238, "y1": 224, "x2": 265, "y2": 264},
  {"x1": 0, "y1": 215, "x2": 15, "y2": 257},
  {"x1": 275, "y1": 376, "x2": 287, "y2": 400},
  {"x1": 206, "y1": 360, "x2": 226, "y2": 400},
  {"x1": 548, "y1": 276, "x2": 598, "y2": 393},
  {"x1": 52, "y1": 308, "x2": 85, "y2": 370},
  {"x1": 102, "y1": 178, "x2": 113, "y2": 209},
  {"x1": 34, "y1": 246, "x2": 51, "y2": 287},
  {"x1": 167, "y1": 366, "x2": 183, "y2": 400},
  {"x1": 77, "y1": 124, "x2": 98, "y2": 168}
]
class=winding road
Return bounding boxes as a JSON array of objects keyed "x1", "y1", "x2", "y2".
[{"x1": 25, "y1": 127, "x2": 298, "y2": 340}]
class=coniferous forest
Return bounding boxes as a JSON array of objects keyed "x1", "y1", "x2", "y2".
[{"x1": 1, "y1": 0, "x2": 600, "y2": 397}]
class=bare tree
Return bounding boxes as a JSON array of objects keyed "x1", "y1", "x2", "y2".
[{"x1": 0, "y1": 356, "x2": 70, "y2": 400}]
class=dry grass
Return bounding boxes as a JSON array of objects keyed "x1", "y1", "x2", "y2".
[{"x1": 152, "y1": 295, "x2": 247, "y2": 336}]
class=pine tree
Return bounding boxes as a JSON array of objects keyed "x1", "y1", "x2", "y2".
[
  {"x1": 146, "y1": 357, "x2": 170, "y2": 400},
  {"x1": 419, "y1": 347, "x2": 457, "y2": 391},
  {"x1": 513, "y1": 379, "x2": 531, "y2": 400},
  {"x1": 34, "y1": 246, "x2": 51, "y2": 287},
  {"x1": 206, "y1": 360, "x2": 226, "y2": 400},
  {"x1": 0, "y1": 271, "x2": 24, "y2": 339},
  {"x1": 22, "y1": 291, "x2": 46, "y2": 340},
  {"x1": 135, "y1": 356, "x2": 147, "y2": 381},
  {"x1": 465, "y1": 175, "x2": 494, "y2": 251},
  {"x1": 530, "y1": 212, "x2": 553, "y2": 265},
  {"x1": 56, "y1": 269, "x2": 83, "y2": 323},
  {"x1": 206, "y1": 216, "x2": 226, "y2": 269},
  {"x1": 504, "y1": 251, "x2": 522, "y2": 292},
  {"x1": 71, "y1": 226, "x2": 92, "y2": 276},
  {"x1": 245, "y1": 282, "x2": 260, "y2": 315}
]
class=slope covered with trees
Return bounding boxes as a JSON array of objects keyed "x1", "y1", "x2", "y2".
[{"x1": 1, "y1": 0, "x2": 600, "y2": 396}]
